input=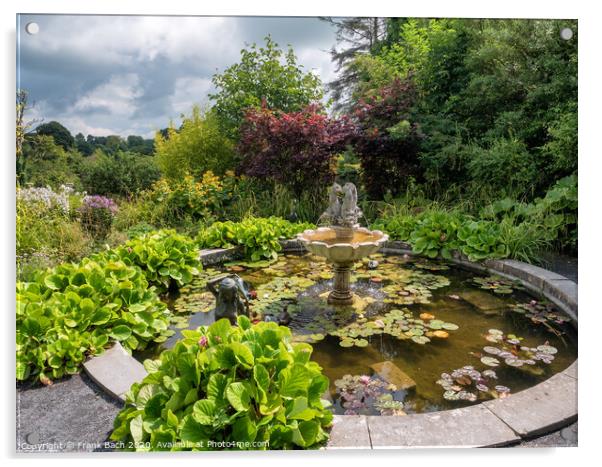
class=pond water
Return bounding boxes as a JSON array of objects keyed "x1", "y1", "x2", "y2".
[{"x1": 135, "y1": 252, "x2": 577, "y2": 416}]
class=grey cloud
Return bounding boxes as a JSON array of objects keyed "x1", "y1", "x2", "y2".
[{"x1": 17, "y1": 14, "x2": 338, "y2": 137}]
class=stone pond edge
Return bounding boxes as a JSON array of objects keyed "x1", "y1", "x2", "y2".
[{"x1": 83, "y1": 241, "x2": 578, "y2": 449}]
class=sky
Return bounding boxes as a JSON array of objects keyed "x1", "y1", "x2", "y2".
[{"x1": 17, "y1": 15, "x2": 339, "y2": 138}]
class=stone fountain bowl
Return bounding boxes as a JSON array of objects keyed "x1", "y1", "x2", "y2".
[{"x1": 297, "y1": 226, "x2": 389, "y2": 264}]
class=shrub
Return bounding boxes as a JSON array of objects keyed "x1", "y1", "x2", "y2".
[
  {"x1": 140, "y1": 172, "x2": 236, "y2": 227},
  {"x1": 197, "y1": 217, "x2": 314, "y2": 261},
  {"x1": 16, "y1": 258, "x2": 173, "y2": 383},
  {"x1": 78, "y1": 195, "x2": 119, "y2": 239},
  {"x1": 466, "y1": 138, "x2": 540, "y2": 197},
  {"x1": 480, "y1": 174, "x2": 577, "y2": 251},
  {"x1": 238, "y1": 104, "x2": 354, "y2": 197},
  {"x1": 17, "y1": 186, "x2": 93, "y2": 269},
  {"x1": 155, "y1": 107, "x2": 236, "y2": 179},
  {"x1": 352, "y1": 78, "x2": 423, "y2": 199},
  {"x1": 110, "y1": 317, "x2": 332, "y2": 450},
  {"x1": 79, "y1": 150, "x2": 161, "y2": 196},
  {"x1": 20, "y1": 135, "x2": 82, "y2": 189},
  {"x1": 100, "y1": 230, "x2": 201, "y2": 294}
]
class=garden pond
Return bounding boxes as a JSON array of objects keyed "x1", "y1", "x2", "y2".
[{"x1": 135, "y1": 252, "x2": 577, "y2": 417}]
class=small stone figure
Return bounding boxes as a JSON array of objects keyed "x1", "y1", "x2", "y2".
[
  {"x1": 319, "y1": 182, "x2": 363, "y2": 228},
  {"x1": 207, "y1": 275, "x2": 250, "y2": 325},
  {"x1": 341, "y1": 182, "x2": 362, "y2": 226},
  {"x1": 323, "y1": 182, "x2": 342, "y2": 224}
]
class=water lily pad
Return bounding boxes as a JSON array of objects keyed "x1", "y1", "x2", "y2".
[
  {"x1": 481, "y1": 356, "x2": 500, "y2": 367},
  {"x1": 504, "y1": 357, "x2": 524, "y2": 367},
  {"x1": 537, "y1": 344, "x2": 558, "y2": 355},
  {"x1": 427, "y1": 319, "x2": 444, "y2": 329},
  {"x1": 483, "y1": 346, "x2": 501, "y2": 355},
  {"x1": 411, "y1": 335, "x2": 430, "y2": 345},
  {"x1": 339, "y1": 339, "x2": 354, "y2": 348}
]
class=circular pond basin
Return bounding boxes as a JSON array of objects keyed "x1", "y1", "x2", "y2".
[{"x1": 136, "y1": 252, "x2": 577, "y2": 417}]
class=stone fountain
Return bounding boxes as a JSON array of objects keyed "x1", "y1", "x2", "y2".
[{"x1": 297, "y1": 182, "x2": 388, "y2": 305}]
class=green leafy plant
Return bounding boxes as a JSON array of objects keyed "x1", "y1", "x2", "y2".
[
  {"x1": 101, "y1": 230, "x2": 201, "y2": 294},
  {"x1": 139, "y1": 172, "x2": 237, "y2": 227},
  {"x1": 197, "y1": 217, "x2": 314, "y2": 261},
  {"x1": 457, "y1": 220, "x2": 507, "y2": 261},
  {"x1": 110, "y1": 317, "x2": 333, "y2": 450},
  {"x1": 371, "y1": 214, "x2": 417, "y2": 242},
  {"x1": 408, "y1": 212, "x2": 462, "y2": 259},
  {"x1": 16, "y1": 258, "x2": 173, "y2": 383}
]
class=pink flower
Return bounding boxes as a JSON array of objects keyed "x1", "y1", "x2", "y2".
[
  {"x1": 198, "y1": 336, "x2": 208, "y2": 348},
  {"x1": 359, "y1": 375, "x2": 371, "y2": 385}
]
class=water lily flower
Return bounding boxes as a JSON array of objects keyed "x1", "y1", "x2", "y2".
[
  {"x1": 198, "y1": 336, "x2": 208, "y2": 348},
  {"x1": 359, "y1": 375, "x2": 371, "y2": 385}
]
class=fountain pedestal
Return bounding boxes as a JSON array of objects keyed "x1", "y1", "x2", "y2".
[
  {"x1": 328, "y1": 262, "x2": 354, "y2": 306},
  {"x1": 297, "y1": 182, "x2": 388, "y2": 307}
]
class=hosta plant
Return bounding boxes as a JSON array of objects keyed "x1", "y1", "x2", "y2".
[
  {"x1": 16, "y1": 258, "x2": 173, "y2": 382},
  {"x1": 457, "y1": 220, "x2": 507, "y2": 261},
  {"x1": 197, "y1": 217, "x2": 314, "y2": 261},
  {"x1": 110, "y1": 317, "x2": 333, "y2": 451},
  {"x1": 408, "y1": 212, "x2": 462, "y2": 259},
  {"x1": 101, "y1": 229, "x2": 201, "y2": 293}
]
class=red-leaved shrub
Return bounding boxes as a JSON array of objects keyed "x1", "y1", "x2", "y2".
[{"x1": 238, "y1": 103, "x2": 355, "y2": 197}]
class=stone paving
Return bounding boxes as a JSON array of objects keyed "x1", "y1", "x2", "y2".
[{"x1": 16, "y1": 373, "x2": 122, "y2": 452}]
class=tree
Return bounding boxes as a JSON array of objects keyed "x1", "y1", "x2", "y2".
[
  {"x1": 17, "y1": 90, "x2": 34, "y2": 184},
  {"x1": 210, "y1": 36, "x2": 324, "y2": 137},
  {"x1": 321, "y1": 17, "x2": 388, "y2": 109},
  {"x1": 21, "y1": 135, "x2": 82, "y2": 188},
  {"x1": 126, "y1": 135, "x2": 154, "y2": 155},
  {"x1": 75, "y1": 132, "x2": 93, "y2": 156},
  {"x1": 79, "y1": 150, "x2": 160, "y2": 196},
  {"x1": 35, "y1": 121, "x2": 74, "y2": 150},
  {"x1": 238, "y1": 104, "x2": 355, "y2": 197},
  {"x1": 352, "y1": 78, "x2": 423, "y2": 199},
  {"x1": 155, "y1": 106, "x2": 235, "y2": 179}
]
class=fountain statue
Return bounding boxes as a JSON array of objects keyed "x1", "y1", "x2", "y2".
[
  {"x1": 207, "y1": 274, "x2": 250, "y2": 324},
  {"x1": 298, "y1": 182, "x2": 388, "y2": 305}
]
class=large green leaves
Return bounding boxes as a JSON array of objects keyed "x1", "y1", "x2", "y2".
[
  {"x1": 197, "y1": 217, "x2": 314, "y2": 261},
  {"x1": 16, "y1": 251, "x2": 174, "y2": 382},
  {"x1": 104, "y1": 229, "x2": 201, "y2": 293},
  {"x1": 279, "y1": 363, "x2": 310, "y2": 399},
  {"x1": 226, "y1": 382, "x2": 251, "y2": 412},
  {"x1": 110, "y1": 320, "x2": 332, "y2": 451}
]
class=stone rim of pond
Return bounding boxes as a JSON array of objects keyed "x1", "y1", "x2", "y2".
[{"x1": 83, "y1": 241, "x2": 577, "y2": 448}]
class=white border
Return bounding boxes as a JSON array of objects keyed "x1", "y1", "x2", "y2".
[{"x1": 3, "y1": 1, "x2": 600, "y2": 466}]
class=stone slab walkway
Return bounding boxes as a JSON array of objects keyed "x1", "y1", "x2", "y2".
[{"x1": 16, "y1": 373, "x2": 122, "y2": 452}]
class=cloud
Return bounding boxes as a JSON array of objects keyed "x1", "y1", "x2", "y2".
[
  {"x1": 170, "y1": 77, "x2": 213, "y2": 116},
  {"x1": 18, "y1": 15, "x2": 338, "y2": 138},
  {"x1": 71, "y1": 73, "x2": 142, "y2": 116}
]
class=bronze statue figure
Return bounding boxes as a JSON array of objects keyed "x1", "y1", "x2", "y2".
[{"x1": 207, "y1": 274, "x2": 250, "y2": 325}]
